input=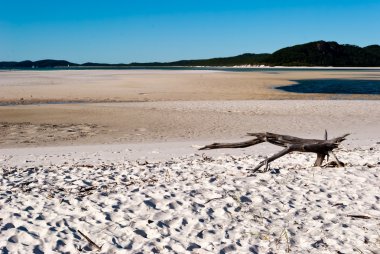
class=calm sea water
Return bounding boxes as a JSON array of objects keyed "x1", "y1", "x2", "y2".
[{"x1": 276, "y1": 79, "x2": 380, "y2": 95}]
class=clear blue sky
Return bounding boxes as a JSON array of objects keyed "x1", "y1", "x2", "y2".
[{"x1": 1, "y1": 0, "x2": 379, "y2": 63}]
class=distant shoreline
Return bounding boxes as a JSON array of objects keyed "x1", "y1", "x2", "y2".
[
  {"x1": 2, "y1": 66, "x2": 380, "y2": 71},
  {"x1": 2, "y1": 41, "x2": 380, "y2": 69}
]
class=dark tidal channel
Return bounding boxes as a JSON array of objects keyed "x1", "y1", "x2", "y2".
[{"x1": 276, "y1": 79, "x2": 380, "y2": 95}]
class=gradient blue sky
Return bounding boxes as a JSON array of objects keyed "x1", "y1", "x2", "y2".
[{"x1": 1, "y1": 0, "x2": 379, "y2": 63}]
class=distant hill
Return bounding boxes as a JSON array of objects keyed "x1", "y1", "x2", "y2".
[
  {"x1": 265, "y1": 41, "x2": 380, "y2": 66},
  {"x1": 129, "y1": 53, "x2": 271, "y2": 67},
  {"x1": 1, "y1": 41, "x2": 380, "y2": 68},
  {"x1": 0, "y1": 59, "x2": 77, "y2": 68},
  {"x1": 364, "y1": 45, "x2": 380, "y2": 58}
]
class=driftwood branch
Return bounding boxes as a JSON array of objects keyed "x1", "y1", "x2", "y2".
[
  {"x1": 346, "y1": 214, "x2": 373, "y2": 220},
  {"x1": 78, "y1": 230, "x2": 102, "y2": 251},
  {"x1": 200, "y1": 132, "x2": 349, "y2": 172}
]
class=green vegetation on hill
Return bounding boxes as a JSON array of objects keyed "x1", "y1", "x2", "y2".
[
  {"x1": 0, "y1": 60, "x2": 77, "y2": 68},
  {"x1": 1, "y1": 41, "x2": 380, "y2": 68},
  {"x1": 130, "y1": 53, "x2": 270, "y2": 67},
  {"x1": 364, "y1": 45, "x2": 380, "y2": 58},
  {"x1": 266, "y1": 41, "x2": 380, "y2": 66}
]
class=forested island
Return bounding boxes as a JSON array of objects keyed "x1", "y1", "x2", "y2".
[{"x1": 2, "y1": 41, "x2": 380, "y2": 68}]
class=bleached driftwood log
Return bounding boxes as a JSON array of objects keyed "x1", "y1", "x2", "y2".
[{"x1": 200, "y1": 131, "x2": 349, "y2": 172}]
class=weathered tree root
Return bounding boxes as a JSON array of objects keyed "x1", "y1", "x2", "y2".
[{"x1": 200, "y1": 132, "x2": 349, "y2": 172}]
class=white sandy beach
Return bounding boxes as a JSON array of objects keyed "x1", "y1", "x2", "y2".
[
  {"x1": 1, "y1": 143, "x2": 379, "y2": 253},
  {"x1": 1, "y1": 70, "x2": 380, "y2": 253}
]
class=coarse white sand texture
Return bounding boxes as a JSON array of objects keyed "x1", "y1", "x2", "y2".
[{"x1": 1, "y1": 145, "x2": 379, "y2": 253}]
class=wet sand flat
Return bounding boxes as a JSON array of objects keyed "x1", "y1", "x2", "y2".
[
  {"x1": 1, "y1": 70, "x2": 380, "y2": 106},
  {"x1": 0, "y1": 70, "x2": 380, "y2": 148},
  {"x1": 0, "y1": 100, "x2": 380, "y2": 148}
]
